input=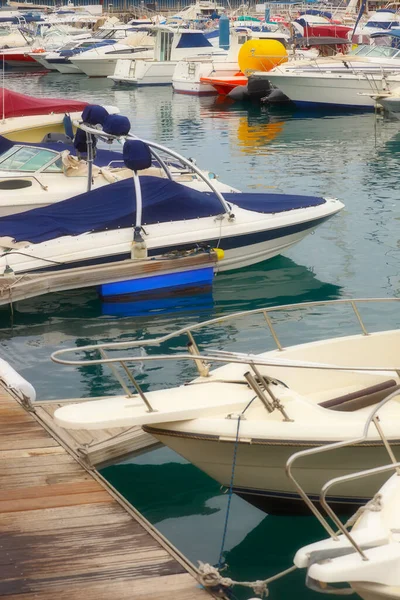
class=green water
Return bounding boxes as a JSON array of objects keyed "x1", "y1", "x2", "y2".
[{"x1": 3, "y1": 71, "x2": 400, "y2": 599}]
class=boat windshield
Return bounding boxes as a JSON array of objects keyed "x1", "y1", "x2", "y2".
[
  {"x1": 348, "y1": 44, "x2": 400, "y2": 57},
  {"x1": 0, "y1": 146, "x2": 62, "y2": 172}
]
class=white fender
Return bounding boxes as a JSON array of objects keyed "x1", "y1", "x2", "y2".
[{"x1": 0, "y1": 358, "x2": 36, "y2": 403}]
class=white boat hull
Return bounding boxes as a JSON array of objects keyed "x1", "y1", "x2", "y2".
[
  {"x1": 145, "y1": 428, "x2": 399, "y2": 512},
  {"x1": 0, "y1": 199, "x2": 343, "y2": 274},
  {"x1": 111, "y1": 60, "x2": 178, "y2": 86},
  {"x1": 53, "y1": 61, "x2": 82, "y2": 74},
  {"x1": 266, "y1": 72, "x2": 400, "y2": 108}
]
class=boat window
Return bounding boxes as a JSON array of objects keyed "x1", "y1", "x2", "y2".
[
  {"x1": 0, "y1": 147, "x2": 60, "y2": 172},
  {"x1": 364, "y1": 45, "x2": 398, "y2": 56},
  {"x1": 347, "y1": 45, "x2": 371, "y2": 56}
]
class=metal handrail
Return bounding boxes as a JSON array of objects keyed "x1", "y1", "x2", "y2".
[
  {"x1": 52, "y1": 297, "x2": 400, "y2": 357},
  {"x1": 286, "y1": 388, "x2": 400, "y2": 560},
  {"x1": 51, "y1": 298, "x2": 400, "y2": 411},
  {"x1": 75, "y1": 122, "x2": 234, "y2": 218}
]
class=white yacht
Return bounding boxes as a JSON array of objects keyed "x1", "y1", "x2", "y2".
[
  {"x1": 109, "y1": 27, "x2": 223, "y2": 87},
  {"x1": 52, "y1": 298, "x2": 400, "y2": 515}
]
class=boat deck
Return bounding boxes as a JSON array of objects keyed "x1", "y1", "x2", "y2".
[{"x1": 0, "y1": 383, "x2": 213, "y2": 600}]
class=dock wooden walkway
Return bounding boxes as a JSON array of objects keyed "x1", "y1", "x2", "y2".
[{"x1": 0, "y1": 383, "x2": 213, "y2": 600}]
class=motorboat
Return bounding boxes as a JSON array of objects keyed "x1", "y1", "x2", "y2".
[
  {"x1": 262, "y1": 68, "x2": 400, "y2": 108},
  {"x1": 41, "y1": 24, "x2": 145, "y2": 74},
  {"x1": 109, "y1": 27, "x2": 224, "y2": 87},
  {"x1": 292, "y1": 396, "x2": 400, "y2": 600},
  {"x1": 0, "y1": 107, "x2": 342, "y2": 273},
  {"x1": 44, "y1": 38, "x2": 119, "y2": 74},
  {"x1": 353, "y1": 8, "x2": 400, "y2": 43},
  {"x1": 0, "y1": 87, "x2": 88, "y2": 142},
  {"x1": 68, "y1": 29, "x2": 155, "y2": 77},
  {"x1": 52, "y1": 298, "x2": 400, "y2": 515}
]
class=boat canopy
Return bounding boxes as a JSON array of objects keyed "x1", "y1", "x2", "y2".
[
  {"x1": 0, "y1": 173, "x2": 326, "y2": 245},
  {"x1": 0, "y1": 88, "x2": 87, "y2": 119}
]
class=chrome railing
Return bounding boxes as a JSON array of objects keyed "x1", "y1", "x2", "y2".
[
  {"x1": 51, "y1": 298, "x2": 400, "y2": 413},
  {"x1": 286, "y1": 387, "x2": 400, "y2": 560}
]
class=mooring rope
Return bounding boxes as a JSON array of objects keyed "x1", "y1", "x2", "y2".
[
  {"x1": 217, "y1": 413, "x2": 242, "y2": 569},
  {"x1": 198, "y1": 561, "x2": 298, "y2": 598}
]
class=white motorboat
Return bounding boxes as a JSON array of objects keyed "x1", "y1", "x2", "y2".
[
  {"x1": 254, "y1": 30, "x2": 400, "y2": 107},
  {"x1": 292, "y1": 398, "x2": 400, "y2": 600},
  {"x1": 0, "y1": 108, "x2": 342, "y2": 274},
  {"x1": 109, "y1": 27, "x2": 224, "y2": 87},
  {"x1": 43, "y1": 24, "x2": 145, "y2": 74},
  {"x1": 69, "y1": 30, "x2": 155, "y2": 77},
  {"x1": 50, "y1": 297, "x2": 400, "y2": 519},
  {"x1": 262, "y1": 68, "x2": 400, "y2": 108}
]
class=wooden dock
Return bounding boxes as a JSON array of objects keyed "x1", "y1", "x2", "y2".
[
  {"x1": 0, "y1": 251, "x2": 219, "y2": 308},
  {"x1": 0, "y1": 382, "x2": 215, "y2": 600},
  {"x1": 32, "y1": 397, "x2": 159, "y2": 467}
]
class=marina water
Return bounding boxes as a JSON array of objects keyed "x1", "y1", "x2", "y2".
[{"x1": 3, "y1": 72, "x2": 400, "y2": 599}]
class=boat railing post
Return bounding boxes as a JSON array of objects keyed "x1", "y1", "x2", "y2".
[
  {"x1": 120, "y1": 361, "x2": 156, "y2": 413},
  {"x1": 86, "y1": 131, "x2": 93, "y2": 193},
  {"x1": 350, "y1": 300, "x2": 369, "y2": 335},
  {"x1": 187, "y1": 331, "x2": 210, "y2": 377},
  {"x1": 262, "y1": 309, "x2": 283, "y2": 351},
  {"x1": 98, "y1": 348, "x2": 134, "y2": 397},
  {"x1": 372, "y1": 415, "x2": 400, "y2": 475}
]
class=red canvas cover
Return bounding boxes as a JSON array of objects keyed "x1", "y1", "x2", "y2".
[
  {"x1": 1, "y1": 88, "x2": 88, "y2": 118},
  {"x1": 303, "y1": 25, "x2": 352, "y2": 39}
]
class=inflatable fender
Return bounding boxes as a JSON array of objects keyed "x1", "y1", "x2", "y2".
[{"x1": 0, "y1": 358, "x2": 36, "y2": 403}]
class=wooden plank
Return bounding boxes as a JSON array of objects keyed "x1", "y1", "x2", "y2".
[
  {"x1": 0, "y1": 252, "x2": 218, "y2": 307},
  {"x1": 0, "y1": 382, "x2": 210, "y2": 600},
  {"x1": 1, "y1": 573, "x2": 207, "y2": 600}
]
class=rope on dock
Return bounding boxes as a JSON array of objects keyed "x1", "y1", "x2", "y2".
[{"x1": 198, "y1": 561, "x2": 298, "y2": 598}]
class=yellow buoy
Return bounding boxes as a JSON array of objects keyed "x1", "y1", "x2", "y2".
[{"x1": 238, "y1": 39, "x2": 287, "y2": 75}]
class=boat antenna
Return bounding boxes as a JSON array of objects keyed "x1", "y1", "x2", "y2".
[{"x1": 2, "y1": 54, "x2": 4, "y2": 124}]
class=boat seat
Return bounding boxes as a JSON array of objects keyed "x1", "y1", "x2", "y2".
[{"x1": 319, "y1": 379, "x2": 399, "y2": 412}]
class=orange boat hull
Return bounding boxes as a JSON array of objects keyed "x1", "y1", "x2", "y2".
[{"x1": 200, "y1": 74, "x2": 248, "y2": 96}]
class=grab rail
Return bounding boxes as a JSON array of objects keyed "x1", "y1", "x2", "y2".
[
  {"x1": 286, "y1": 387, "x2": 400, "y2": 560},
  {"x1": 51, "y1": 298, "x2": 400, "y2": 413}
]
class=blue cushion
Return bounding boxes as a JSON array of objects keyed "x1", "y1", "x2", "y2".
[
  {"x1": 73, "y1": 128, "x2": 97, "y2": 154},
  {"x1": 123, "y1": 140, "x2": 152, "y2": 171},
  {"x1": 81, "y1": 104, "x2": 109, "y2": 126},
  {"x1": 103, "y1": 114, "x2": 131, "y2": 136}
]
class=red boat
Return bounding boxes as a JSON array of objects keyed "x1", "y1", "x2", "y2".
[
  {"x1": 0, "y1": 47, "x2": 43, "y2": 68},
  {"x1": 200, "y1": 73, "x2": 248, "y2": 96}
]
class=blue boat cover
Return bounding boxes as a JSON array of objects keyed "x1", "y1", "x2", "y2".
[
  {"x1": 0, "y1": 177, "x2": 225, "y2": 244},
  {"x1": 0, "y1": 173, "x2": 326, "y2": 244},
  {"x1": 225, "y1": 192, "x2": 325, "y2": 214}
]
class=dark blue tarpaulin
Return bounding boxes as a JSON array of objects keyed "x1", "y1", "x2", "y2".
[
  {"x1": 0, "y1": 172, "x2": 326, "y2": 245},
  {"x1": 0, "y1": 177, "x2": 225, "y2": 244},
  {"x1": 225, "y1": 192, "x2": 325, "y2": 213}
]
